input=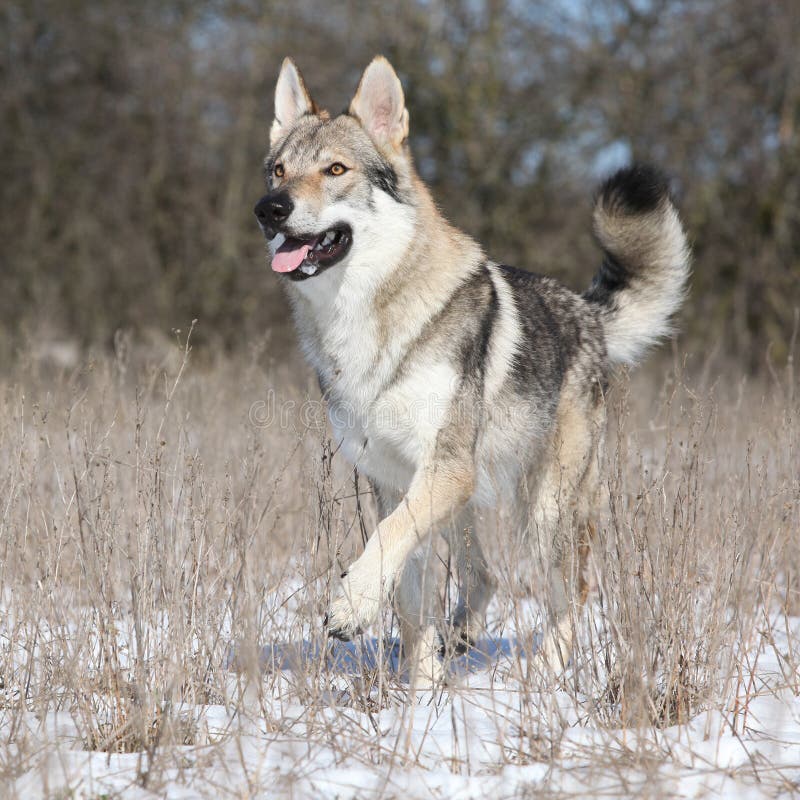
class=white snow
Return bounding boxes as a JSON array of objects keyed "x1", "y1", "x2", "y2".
[{"x1": 4, "y1": 606, "x2": 799, "y2": 799}]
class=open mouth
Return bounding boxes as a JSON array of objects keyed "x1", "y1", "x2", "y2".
[{"x1": 270, "y1": 224, "x2": 352, "y2": 281}]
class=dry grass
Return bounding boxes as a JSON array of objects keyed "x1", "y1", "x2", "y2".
[{"x1": 0, "y1": 334, "x2": 797, "y2": 798}]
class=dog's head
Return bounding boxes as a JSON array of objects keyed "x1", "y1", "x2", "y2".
[{"x1": 255, "y1": 57, "x2": 415, "y2": 285}]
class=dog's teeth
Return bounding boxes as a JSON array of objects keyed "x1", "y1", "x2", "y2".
[
  {"x1": 322, "y1": 231, "x2": 335, "y2": 246},
  {"x1": 300, "y1": 263, "x2": 317, "y2": 275}
]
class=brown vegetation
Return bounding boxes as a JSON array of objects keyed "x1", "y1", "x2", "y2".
[{"x1": 0, "y1": 339, "x2": 796, "y2": 795}]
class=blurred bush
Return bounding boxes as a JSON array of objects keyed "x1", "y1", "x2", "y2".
[{"x1": 1, "y1": 0, "x2": 798, "y2": 370}]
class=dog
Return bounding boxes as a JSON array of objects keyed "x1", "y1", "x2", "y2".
[{"x1": 254, "y1": 56, "x2": 690, "y2": 685}]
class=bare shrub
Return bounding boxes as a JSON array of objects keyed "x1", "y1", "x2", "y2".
[{"x1": 0, "y1": 340, "x2": 797, "y2": 796}]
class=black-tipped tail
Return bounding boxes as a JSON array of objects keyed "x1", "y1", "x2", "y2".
[{"x1": 585, "y1": 163, "x2": 690, "y2": 365}]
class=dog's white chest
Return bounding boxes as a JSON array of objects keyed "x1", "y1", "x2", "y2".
[{"x1": 326, "y1": 353, "x2": 460, "y2": 491}]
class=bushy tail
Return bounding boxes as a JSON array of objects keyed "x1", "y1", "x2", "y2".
[{"x1": 584, "y1": 164, "x2": 691, "y2": 366}]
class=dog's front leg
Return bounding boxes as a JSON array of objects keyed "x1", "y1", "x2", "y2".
[{"x1": 325, "y1": 460, "x2": 474, "y2": 641}]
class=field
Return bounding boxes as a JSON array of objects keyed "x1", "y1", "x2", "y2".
[{"x1": 1, "y1": 335, "x2": 798, "y2": 799}]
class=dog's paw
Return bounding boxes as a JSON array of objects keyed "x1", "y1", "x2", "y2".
[
  {"x1": 322, "y1": 610, "x2": 361, "y2": 641},
  {"x1": 441, "y1": 608, "x2": 481, "y2": 658},
  {"x1": 439, "y1": 626, "x2": 475, "y2": 659},
  {"x1": 324, "y1": 563, "x2": 384, "y2": 640}
]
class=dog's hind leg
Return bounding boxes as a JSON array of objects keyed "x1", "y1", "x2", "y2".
[
  {"x1": 530, "y1": 385, "x2": 604, "y2": 674},
  {"x1": 537, "y1": 518, "x2": 598, "y2": 672},
  {"x1": 444, "y1": 508, "x2": 496, "y2": 655}
]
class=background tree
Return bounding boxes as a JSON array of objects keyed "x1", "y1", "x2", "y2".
[{"x1": 1, "y1": 0, "x2": 797, "y2": 370}]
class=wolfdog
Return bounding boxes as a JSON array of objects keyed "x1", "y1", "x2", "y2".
[{"x1": 254, "y1": 57, "x2": 690, "y2": 684}]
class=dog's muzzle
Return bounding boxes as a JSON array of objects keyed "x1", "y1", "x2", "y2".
[{"x1": 254, "y1": 191, "x2": 294, "y2": 238}]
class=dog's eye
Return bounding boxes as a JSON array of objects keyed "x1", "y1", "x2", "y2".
[
  {"x1": 326, "y1": 163, "x2": 348, "y2": 177},
  {"x1": 273, "y1": 163, "x2": 284, "y2": 179}
]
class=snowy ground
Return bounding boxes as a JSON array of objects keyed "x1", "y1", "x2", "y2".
[
  {"x1": 5, "y1": 607, "x2": 799, "y2": 799},
  {"x1": 1, "y1": 352, "x2": 797, "y2": 799}
]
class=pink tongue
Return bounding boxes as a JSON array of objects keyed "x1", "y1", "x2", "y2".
[{"x1": 272, "y1": 243, "x2": 310, "y2": 273}]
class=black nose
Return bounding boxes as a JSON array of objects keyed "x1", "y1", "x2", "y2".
[{"x1": 254, "y1": 192, "x2": 294, "y2": 228}]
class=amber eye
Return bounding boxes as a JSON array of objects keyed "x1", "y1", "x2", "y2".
[
  {"x1": 273, "y1": 163, "x2": 284, "y2": 179},
  {"x1": 326, "y1": 162, "x2": 348, "y2": 176}
]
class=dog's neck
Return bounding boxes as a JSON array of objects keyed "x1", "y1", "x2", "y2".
[{"x1": 287, "y1": 177, "x2": 485, "y2": 398}]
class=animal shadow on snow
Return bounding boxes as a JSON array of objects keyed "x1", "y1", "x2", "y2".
[{"x1": 254, "y1": 634, "x2": 541, "y2": 681}]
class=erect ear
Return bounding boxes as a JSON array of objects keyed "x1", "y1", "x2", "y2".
[
  {"x1": 270, "y1": 58, "x2": 318, "y2": 146},
  {"x1": 349, "y1": 56, "x2": 409, "y2": 152}
]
